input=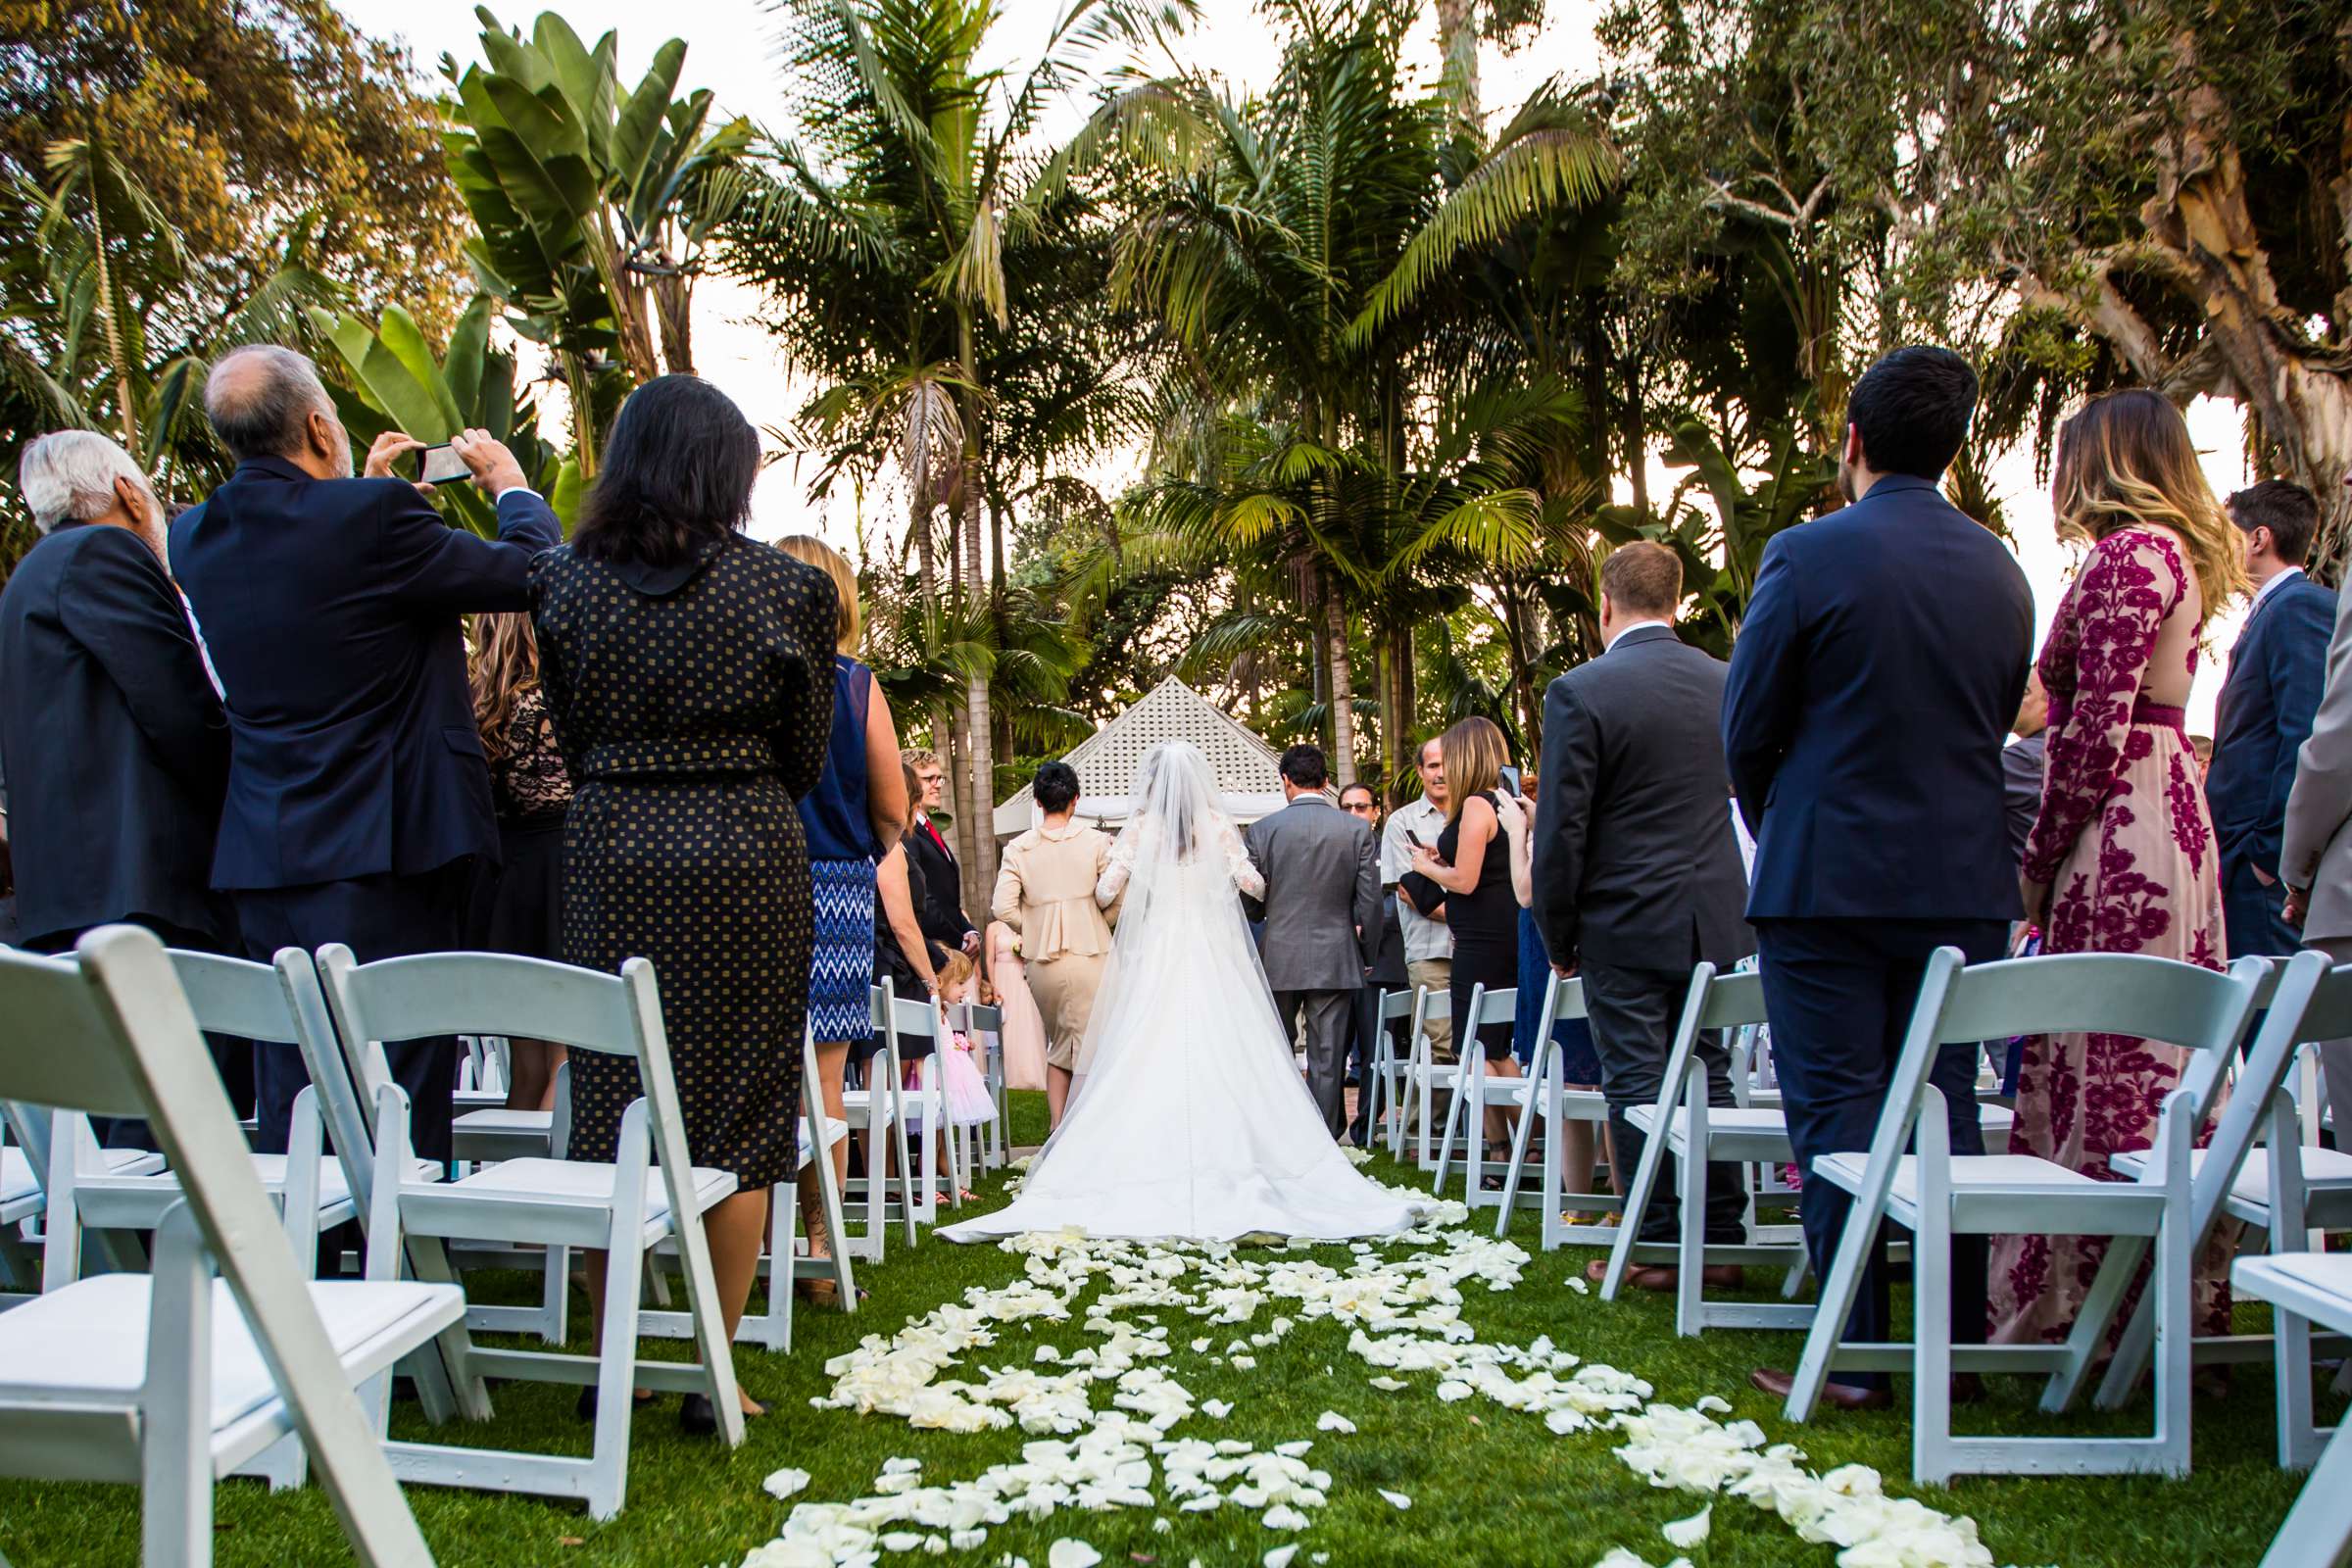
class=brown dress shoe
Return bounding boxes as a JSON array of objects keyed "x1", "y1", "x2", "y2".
[
  {"x1": 1749, "y1": 1364, "x2": 1893, "y2": 1411},
  {"x1": 1586, "y1": 1258, "x2": 1747, "y2": 1292}
]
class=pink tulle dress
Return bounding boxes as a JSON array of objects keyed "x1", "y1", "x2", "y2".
[{"x1": 988, "y1": 920, "x2": 1049, "y2": 1091}]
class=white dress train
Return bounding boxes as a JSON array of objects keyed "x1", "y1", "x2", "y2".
[{"x1": 944, "y1": 765, "x2": 1426, "y2": 1245}]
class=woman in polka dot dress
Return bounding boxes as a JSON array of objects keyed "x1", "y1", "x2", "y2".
[{"x1": 529, "y1": 375, "x2": 837, "y2": 1428}]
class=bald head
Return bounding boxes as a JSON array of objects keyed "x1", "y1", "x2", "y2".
[{"x1": 206, "y1": 346, "x2": 347, "y2": 474}]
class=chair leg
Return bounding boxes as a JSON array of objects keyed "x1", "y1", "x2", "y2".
[
  {"x1": 1602, "y1": 1096, "x2": 1674, "y2": 1301},
  {"x1": 2260, "y1": 1407, "x2": 2352, "y2": 1568},
  {"x1": 144, "y1": 1211, "x2": 215, "y2": 1568},
  {"x1": 2072, "y1": 1236, "x2": 2153, "y2": 1413},
  {"x1": 1676, "y1": 1071, "x2": 1708, "y2": 1338},
  {"x1": 1433, "y1": 1073, "x2": 1465, "y2": 1194},
  {"x1": 407, "y1": 1235, "x2": 493, "y2": 1422},
  {"x1": 1912, "y1": 1113, "x2": 1955, "y2": 1487},
  {"x1": 1496, "y1": 1045, "x2": 1544, "y2": 1241},
  {"x1": 2151, "y1": 1109, "x2": 2194, "y2": 1477},
  {"x1": 585, "y1": 1239, "x2": 646, "y2": 1521}
]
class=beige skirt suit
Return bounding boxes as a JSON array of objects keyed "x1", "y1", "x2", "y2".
[{"x1": 992, "y1": 822, "x2": 1116, "y2": 1071}]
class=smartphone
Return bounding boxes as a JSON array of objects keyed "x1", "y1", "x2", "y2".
[
  {"x1": 1498, "y1": 764, "x2": 1522, "y2": 797},
  {"x1": 417, "y1": 443, "x2": 468, "y2": 484}
]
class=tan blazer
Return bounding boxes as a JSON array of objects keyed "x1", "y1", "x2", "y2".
[
  {"x1": 992, "y1": 823, "x2": 1115, "y2": 961},
  {"x1": 2284, "y1": 583, "x2": 2352, "y2": 942}
]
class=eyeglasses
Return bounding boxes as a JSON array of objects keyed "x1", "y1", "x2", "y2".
[{"x1": 1342, "y1": 801, "x2": 1377, "y2": 814}]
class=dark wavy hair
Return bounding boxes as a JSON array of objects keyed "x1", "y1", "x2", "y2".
[{"x1": 571, "y1": 375, "x2": 760, "y2": 567}]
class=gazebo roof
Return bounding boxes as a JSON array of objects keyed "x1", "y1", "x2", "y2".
[{"x1": 992, "y1": 676, "x2": 1291, "y2": 839}]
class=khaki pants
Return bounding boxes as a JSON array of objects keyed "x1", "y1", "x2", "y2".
[
  {"x1": 1406, "y1": 957, "x2": 1455, "y2": 1064},
  {"x1": 2305, "y1": 935, "x2": 2352, "y2": 1140},
  {"x1": 1028, "y1": 952, "x2": 1106, "y2": 1073}
]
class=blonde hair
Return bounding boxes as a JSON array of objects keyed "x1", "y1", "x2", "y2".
[
  {"x1": 469, "y1": 612, "x2": 541, "y2": 770},
  {"x1": 936, "y1": 949, "x2": 976, "y2": 997},
  {"x1": 2052, "y1": 389, "x2": 2246, "y2": 621},
  {"x1": 776, "y1": 533, "x2": 862, "y2": 653},
  {"x1": 1438, "y1": 716, "x2": 1508, "y2": 822}
]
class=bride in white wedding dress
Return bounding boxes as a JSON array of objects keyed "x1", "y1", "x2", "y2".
[{"x1": 945, "y1": 740, "x2": 1428, "y2": 1244}]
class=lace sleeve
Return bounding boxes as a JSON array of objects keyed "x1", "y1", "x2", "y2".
[
  {"x1": 1096, "y1": 823, "x2": 1138, "y2": 906},
  {"x1": 1220, "y1": 815, "x2": 1265, "y2": 900},
  {"x1": 2022, "y1": 528, "x2": 2186, "y2": 886}
]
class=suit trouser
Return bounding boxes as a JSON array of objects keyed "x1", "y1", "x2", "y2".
[
  {"x1": 2300, "y1": 935, "x2": 2352, "y2": 1144},
  {"x1": 232, "y1": 863, "x2": 472, "y2": 1163},
  {"x1": 1752, "y1": 916, "x2": 2007, "y2": 1390},
  {"x1": 1580, "y1": 959, "x2": 1746, "y2": 1246},
  {"x1": 1347, "y1": 982, "x2": 1399, "y2": 1142},
  {"x1": 32, "y1": 915, "x2": 254, "y2": 1150},
  {"x1": 2225, "y1": 858, "x2": 2299, "y2": 965},
  {"x1": 1275, "y1": 989, "x2": 1353, "y2": 1137}
]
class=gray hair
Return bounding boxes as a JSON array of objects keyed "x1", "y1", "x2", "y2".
[
  {"x1": 205, "y1": 345, "x2": 334, "y2": 462},
  {"x1": 17, "y1": 429, "x2": 153, "y2": 534}
]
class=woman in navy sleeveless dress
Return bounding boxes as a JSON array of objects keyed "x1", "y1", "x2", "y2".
[{"x1": 778, "y1": 536, "x2": 909, "y2": 1289}]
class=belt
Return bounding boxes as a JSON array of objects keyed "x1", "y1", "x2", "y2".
[
  {"x1": 580, "y1": 736, "x2": 777, "y2": 780},
  {"x1": 2132, "y1": 699, "x2": 2187, "y2": 729}
]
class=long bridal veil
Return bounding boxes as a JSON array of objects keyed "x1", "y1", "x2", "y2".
[{"x1": 946, "y1": 739, "x2": 1426, "y2": 1243}]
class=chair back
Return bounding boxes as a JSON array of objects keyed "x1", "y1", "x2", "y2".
[
  {"x1": 1467, "y1": 984, "x2": 1518, "y2": 1031},
  {"x1": 0, "y1": 928, "x2": 431, "y2": 1556},
  {"x1": 871, "y1": 979, "x2": 947, "y2": 1080},
  {"x1": 1888, "y1": 950, "x2": 2266, "y2": 1184},
  {"x1": 2187, "y1": 952, "x2": 2343, "y2": 1238},
  {"x1": 316, "y1": 947, "x2": 699, "y2": 1203}
]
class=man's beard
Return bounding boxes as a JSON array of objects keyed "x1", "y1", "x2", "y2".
[{"x1": 1834, "y1": 458, "x2": 1858, "y2": 505}]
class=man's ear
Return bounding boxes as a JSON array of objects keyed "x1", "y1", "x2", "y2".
[
  {"x1": 1843, "y1": 421, "x2": 1865, "y2": 466},
  {"x1": 307, "y1": 406, "x2": 340, "y2": 461},
  {"x1": 113, "y1": 473, "x2": 147, "y2": 520}
]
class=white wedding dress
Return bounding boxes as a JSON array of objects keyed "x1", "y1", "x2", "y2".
[{"x1": 945, "y1": 741, "x2": 1428, "y2": 1244}]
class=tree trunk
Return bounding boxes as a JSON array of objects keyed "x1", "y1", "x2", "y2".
[
  {"x1": 1325, "y1": 589, "x2": 1358, "y2": 790},
  {"x1": 956, "y1": 311, "x2": 999, "y2": 912},
  {"x1": 1434, "y1": 0, "x2": 1480, "y2": 124},
  {"x1": 1390, "y1": 622, "x2": 1416, "y2": 804}
]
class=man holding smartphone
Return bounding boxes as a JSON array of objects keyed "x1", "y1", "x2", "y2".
[
  {"x1": 172, "y1": 345, "x2": 560, "y2": 1165},
  {"x1": 1381, "y1": 735, "x2": 1454, "y2": 1063}
]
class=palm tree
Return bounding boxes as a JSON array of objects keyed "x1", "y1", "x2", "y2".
[
  {"x1": 1093, "y1": 0, "x2": 1611, "y2": 785},
  {"x1": 728, "y1": 0, "x2": 1170, "y2": 910}
]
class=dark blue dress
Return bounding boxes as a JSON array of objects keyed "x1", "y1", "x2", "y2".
[
  {"x1": 1514, "y1": 906, "x2": 1601, "y2": 1082},
  {"x1": 800, "y1": 654, "x2": 882, "y2": 1043}
]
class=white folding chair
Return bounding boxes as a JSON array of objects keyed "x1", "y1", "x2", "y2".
[
  {"x1": 1403, "y1": 987, "x2": 1467, "y2": 1169},
  {"x1": 1361, "y1": 987, "x2": 1416, "y2": 1152},
  {"x1": 887, "y1": 985, "x2": 963, "y2": 1220},
  {"x1": 2235, "y1": 1252, "x2": 2352, "y2": 1566},
  {"x1": 1492, "y1": 972, "x2": 1619, "y2": 1246},
  {"x1": 0, "y1": 926, "x2": 461, "y2": 1568},
  {"x1": 645, "y1": 1024, "x2": 856, "y2": 1352},
  {"x1": 310, "y1": 945, "x2": 746, "y2": 1519},
  {"x1": 1432, "y1": 986, "x2": 1521, "y2": 1201},
  {"x1": 1600, "y1": 964, "x2": 1812, "y2": 1331},
  {"x1": 952, "y1": 1000, "x2": 1010, "y2": 1172},
  {"x1": 839, "y1": 983, "x2": 923, "y2": 1258},
  {"x1": 1, "y1": 1101, "x2": 162, "y2": 1296},
  {"x1": 2090, "y1": 953, "x2": 2352, "y2": 1463},
  {"x1": 1784, "y1": 948, "x2": 2267, "y2": 1483}
]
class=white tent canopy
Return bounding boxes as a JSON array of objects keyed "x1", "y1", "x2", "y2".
[{"x1": 992, "y1": 676, "x2": 1293, "y2": 841}]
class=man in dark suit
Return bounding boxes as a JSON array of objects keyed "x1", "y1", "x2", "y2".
[
  {"x1": 2207, "y1": 479, "x2": 2335, "y2": 963},
  {"x1": 1722, "y1": 345, "x2": 2034, "y2": 1410},
  {"x1": 1340, "y1": 780, "x2": 1408, "y2": 1145},
  {"x1": 1244, "y1": 745, "x2": 1382, "y2": 1137},
  {"x1": 1, "y1": 429, "x2": 245, "y2": 1135},
  {"x1": 903, "y1": 746, "x2": 979, "y2": 956},
  {"x1": 1533, "y1": 541, "x2": 1755, "y2": 1290},
  {"x1": 171, "y1": 345, "x2": 560, "y2": 1161}
]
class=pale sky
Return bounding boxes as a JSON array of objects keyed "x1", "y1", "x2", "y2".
[{"x1": 335, "y1": 0, "x2": 2261, "y2": 729}]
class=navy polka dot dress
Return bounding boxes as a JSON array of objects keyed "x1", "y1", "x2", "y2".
[{"x1": 529, "y1": 534, "x2": 837, "y2": 1187}]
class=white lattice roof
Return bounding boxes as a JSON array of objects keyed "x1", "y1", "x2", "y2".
[{"x1": 992, "y1": 676, "x2": 1290, "y2": 839}]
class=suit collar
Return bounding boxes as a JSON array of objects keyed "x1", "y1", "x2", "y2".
[
  {"x1": 1606, "y1": 622, "x2": 1678, "y2": 655},
  {"x1": 230, "y1": 455, "x2": 316, "y2": 485},
  {"x1": 1286, "y1": 793, "x2": 1333, "y2": 808},
  {"x1": 1861, "y1": 473, "x2": 1941, "y2": 501}
]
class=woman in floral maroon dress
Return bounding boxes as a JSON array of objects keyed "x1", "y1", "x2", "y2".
[{"x1": 1991, "y1": 389, "x2": 2247, "y2": 1348}]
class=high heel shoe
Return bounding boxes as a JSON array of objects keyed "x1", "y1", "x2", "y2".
[{"x1": 680, "y1": 1392, "x2": 767, "y2": 1436}]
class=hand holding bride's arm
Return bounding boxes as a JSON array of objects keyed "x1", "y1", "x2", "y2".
[{"x1": 1220, "y1": 816, "x2": 1266, "y2": 900}]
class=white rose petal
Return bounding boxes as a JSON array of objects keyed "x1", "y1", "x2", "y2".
[
  {"x1": 1202, "y1": 1397, "x2": 1234, "y2": 1419},
  {"x1": 1315, "y1": 1410, "x2": 1356, "y2": 1434},
  {"x1": 1048, "y1": 1542, "x2": 1102, "y2": 1568},
  {"x1": 1262, "y1": 1503, "x2": 1311, "y2": 1530},
  {"x1": 761, "y1": 1466, "x2": 811, "y2": 1500},
  {"x1": 1378, "y1": 1489, "x2": 1412, "y2": 1510},
  {"x1": 881, "y1": 1532, "x2": 924, "y2": 1552},
  {"x1": 1265, "y1": 1549, "x2": 1300, "y2": 1568},
  {"x1": 1661, "y1": 1505, "x2": 1710, "y2": 1549}
]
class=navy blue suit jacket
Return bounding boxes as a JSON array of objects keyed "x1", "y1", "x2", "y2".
[
  {"x1": 0, "y1": 523, "x2": 232, "y2": 945},
  {"x1": 2207, "y1": 570, "x2": 2335, "y2": 876},
  {"x1": 169, "y1": 458, "x2": 561, "y2": 890},
  {"x1": 1722, "y1": 474, "x2": 2034, "y2": 921}
]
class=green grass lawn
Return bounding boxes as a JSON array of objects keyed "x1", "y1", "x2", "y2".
[{"x1": 0, "y1": 1091, "x2": 2319, "y2": 1566}]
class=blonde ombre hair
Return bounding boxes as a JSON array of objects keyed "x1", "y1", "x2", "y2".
[
  {"x1": 468, "y1": 612, "x2": 540, "y2": 771},
  {"x1": 2052, "y1": 389, "x2": 2246, "y2": 621},
  {"x1": 777, "y1": 533, "x2": 862, "y2": 653},
  {"x1": 1438, "y1": 716, "x2": 1509, "y2": 821}
]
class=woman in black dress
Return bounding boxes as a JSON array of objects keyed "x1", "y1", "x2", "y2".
[
  {"x1": 1408, "y1": 715, "x2": 1522, "y2": 1171},
  {"x1": 530, "y1": 375, "x2": 837, "y2": 1428}
]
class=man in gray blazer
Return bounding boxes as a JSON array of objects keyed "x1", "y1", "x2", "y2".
[
  {"x1": 2278, "y1": 472, "x2": 2352, "y2": 1131},
  {"x1": 1246, "y1": 744, "x2": 1382, "y2": 1138},
  {"x1": 1534, "y1": 542, "x2": 1756, "y2": 1290}
]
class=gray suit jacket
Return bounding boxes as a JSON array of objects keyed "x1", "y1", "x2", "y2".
[
  {"x1": 1533, "y1": 622, "x2": 1754, "y2": 971},
  {"x1": 2282, "y1": 583, "x2": 2352, "y2": 942},
  {"x1": 1245, "y1": 795, "x2": 1381, "y2": 992}
]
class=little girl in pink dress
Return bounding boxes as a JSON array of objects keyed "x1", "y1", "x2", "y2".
[{"x1": 906, "y1": 952, "x2": 997, "y2": 1199}]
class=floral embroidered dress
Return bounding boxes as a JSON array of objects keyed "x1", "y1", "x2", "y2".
[{"x1": 1989, "y1": 524, "x2": 2230, "y2": 1347}]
